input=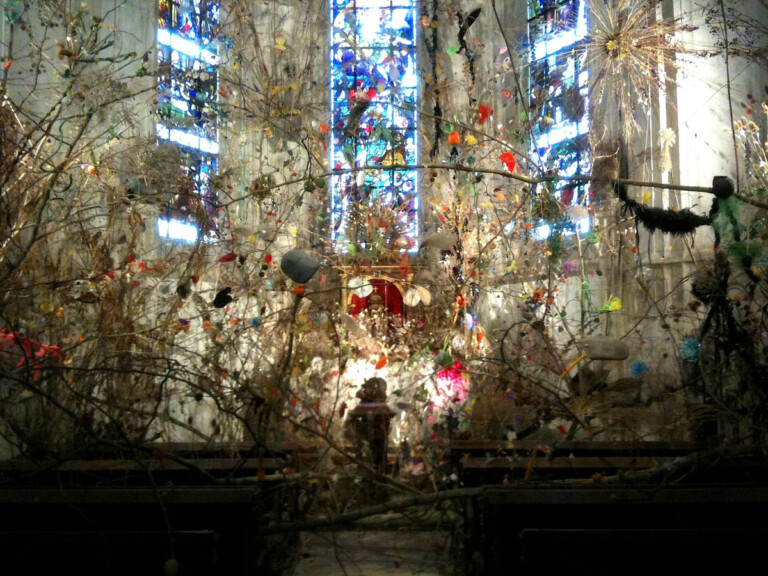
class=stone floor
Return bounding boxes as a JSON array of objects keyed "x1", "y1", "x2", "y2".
[{"x1": 290, "y1": 530, "x2": 453, "y2": 575}]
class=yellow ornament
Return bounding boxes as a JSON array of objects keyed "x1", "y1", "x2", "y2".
[{"x1": 599, "y1": 295, "x2": 622, "y2": 313}]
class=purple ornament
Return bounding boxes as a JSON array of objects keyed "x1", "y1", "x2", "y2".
[{"x1": 562, "y1": 260, "x2": 579, "y2": 275}]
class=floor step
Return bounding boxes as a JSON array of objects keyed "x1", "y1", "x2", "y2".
[{"x1": 290, "y1": 530, "x2": 452, "y2": 575}]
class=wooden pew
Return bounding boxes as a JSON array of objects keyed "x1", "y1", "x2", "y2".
[{"x1": 450, "y1": 439, "x2": 703, "y2": 483}]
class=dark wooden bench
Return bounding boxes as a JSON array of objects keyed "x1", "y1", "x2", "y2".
[
  {"x1": 0, "y1": 440, "x2": 317, "y2": 484},
  {"x1": 450, "y1": 439, "x2": 704, "y2": 483}
]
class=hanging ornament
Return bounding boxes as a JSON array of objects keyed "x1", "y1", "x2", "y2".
[
  {"x1": 415, "y1": 286, "x2": 432, "y2": 305},
  {"x1": 176, "y1": 282, "x2": 190, "y2": 299},
  {"x1": 658, "y1": 128, "x2": 676, "y2": 175},
  {"x1": 499, "y1": 152, "x2": 516, "y2": 172},
  {"x1": 477, "y1": 104, "x2": 493, "y2": 124},
  {"x1": 403, "y1": 288, "x2": 421, "y2": 307},
  {"x1": 76, "y1": 292, "x2": 99, "y2": 304},
  {"x1": 4, "y1": 1, "x2": 23, "y2": 24},
  {"x1": 281, "y1": 249, "x2": 320, "y2": 283},
  {"x1": 212, "y1": 287, "x2": 233, "y2": 308},
  {"x1": 309, "y1": 311, "x2": 328, "y2": 325},
  {"x1": 581, "y1": 335, "x2": 629, "y2": 361},
  {"x1": 348, "y1": 276, "x2": 373, "y2": 298}
]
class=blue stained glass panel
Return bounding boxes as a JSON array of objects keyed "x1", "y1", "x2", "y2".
[
  {"x1": 330, "y1": 0, "x2": 419, "y2": 250},
  {"x1": 159, "y1": 0, "x2": 218, "y2": 41},
  {"x1": 157, "y1": 0, "x2": 220, "y2": 242},
  {"x1": 529, "y1": 0, "x2": 590, "y2": 236}
]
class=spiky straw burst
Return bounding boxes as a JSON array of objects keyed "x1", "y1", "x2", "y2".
[{"x1": 585, "y1": 0, "x2": 687, "y2": 141}]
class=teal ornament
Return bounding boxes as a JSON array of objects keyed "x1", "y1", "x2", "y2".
[
  {"x1": 250, "y1": 317, "x2": 262, "y2": 328},
  {"x1": 681, "y1": 338, "x2": 700, "y2": 363},
  {"x1": 713, "y1": 195, "x2": 742, "y2": 241},
  {"x1": 630, "y1": 360, "x2": 648, "y2": 378},
  {"x1": 4, "y1": 1, "x2": 23, "y2": 24}
]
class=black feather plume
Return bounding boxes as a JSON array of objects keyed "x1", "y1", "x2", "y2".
[
  {"x1": 213, "y1": 287, "x2": 233, "y2": 308},
  {"x1": 176, "y1": 282, "x2": 190, "y2": 299},
  {"x1": 616, "y1": 183, "x2": 711, "y2": 235}
]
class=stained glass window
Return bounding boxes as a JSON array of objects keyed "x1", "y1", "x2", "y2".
[
  {"x1": 330, "y1": 0, "x2": 419, "y2": 252},
  {"x1": 156, "y1": 0, "x2": 219, "y2": 242},
  {"x1": 529, "y1": 0, "x2": 590, "y2": 237}
]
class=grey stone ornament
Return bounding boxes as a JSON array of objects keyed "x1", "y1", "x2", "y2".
[
  {"x1": 309, "y1": 310, "x2": 328, "y2": 325},
  {"x1": 581, "y1": 335, "x2": 629, "y2": 361},
  {"x1": 280, "y1": 249, "x2": 320, "y2": 283}
]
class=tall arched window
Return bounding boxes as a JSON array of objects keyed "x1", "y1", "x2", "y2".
[
  {"x1": 529, "y1": 0, "x2": 590, "y2": 238},
  {"x1": 330, "y1": 0, "x2": 419, "y2": 252},
  {"x1": 156, "y1": 0, "x2": 219, "y2": 243}
]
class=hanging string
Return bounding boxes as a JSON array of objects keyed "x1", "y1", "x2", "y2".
[{"x1": 719, "y1": 0, "x2": 740, "y2": 193}]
